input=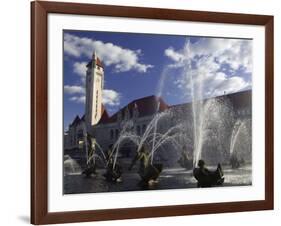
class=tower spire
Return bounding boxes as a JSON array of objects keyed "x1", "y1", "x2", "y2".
[{"x1": 92, "y1": 50, "x2": 97, "y2": 60}]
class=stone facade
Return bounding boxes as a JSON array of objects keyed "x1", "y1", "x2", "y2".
[{"x1": 88, "y1": 91, "x2": 252, "y2": 165}]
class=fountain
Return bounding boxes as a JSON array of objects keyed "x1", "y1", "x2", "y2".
[
  {"x1": 81, "y1": 122, "x2": 109, "y2": 177},
  {"x1": 103, "y1": 39, "x2": 251, "y2": 186},
  {"x1": 64, "y1": 155, "x2": 82, "y2": 175},
  {"x1": 106, "y1": 106, "x2": 183, "y2": 184},
  {"x1": 86, "y1": 137, "x2": 108, "y2": 166},
  {"x1": 148, "y1": 123, "x2": 184, "y2": 162},
  {"x1": 179, "y1": 41, "x2": 235, "y2": 167},
  {"x1": 230, "y1": 120, "x2": 249, "y2": 155},
  {"x1": 229, "y1": 119, "x2": 251, "y2": 168},
  {"x1": 63, "y1": 37, "x2": 254, "y2": 193},
  {"x1": 78, "y1": 110, "x2": 183, "y2": 182}
]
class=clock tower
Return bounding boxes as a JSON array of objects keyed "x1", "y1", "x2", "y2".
[{"x1": 85, "y1": 52, "x2": 104, "y2": 128}]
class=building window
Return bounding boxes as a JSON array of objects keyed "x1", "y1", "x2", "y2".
[{"x1": 110, "y1": 130, "x2": 114, "y2": 140}]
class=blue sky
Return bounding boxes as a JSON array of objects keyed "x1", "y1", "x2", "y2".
[{"x1": 63, "y1": 30, "x2": 252, "y2": 129}]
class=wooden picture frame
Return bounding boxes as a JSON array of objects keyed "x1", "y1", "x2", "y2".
[{"x1": 31, "y1": 1, "x2": 274, "y2": 224}]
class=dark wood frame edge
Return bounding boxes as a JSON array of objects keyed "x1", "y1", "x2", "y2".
[{"x1": 31, "y1": 1, "x2": 274, "y2": 225}]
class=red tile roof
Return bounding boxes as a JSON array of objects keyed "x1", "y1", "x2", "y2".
[
  {"x1": 169, "y1": 90, "x2": 251, "y2": 112},
  {"x1": 86, "y1": 56, "x2": 103, "y2": 68},
  {"x1": 96, "y1": 57, "x2": 103, "y2": 68},
  {"x1": 98, "y1": 95, "x2": 169, "y2": 124}
]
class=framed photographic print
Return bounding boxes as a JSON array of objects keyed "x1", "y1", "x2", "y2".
[{"x1": 31, "y1": 1, "x2": 274, "y2": 224}]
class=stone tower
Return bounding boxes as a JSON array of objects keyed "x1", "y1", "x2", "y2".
[{"x1": 85, "y1": 52, "x2": 104, "y2": 128}]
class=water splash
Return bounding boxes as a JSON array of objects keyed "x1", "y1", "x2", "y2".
[
  {"x1": 83, "y1": 121, "x2": 108, "y2": 167},
  {"x1": 64, "y1": 155, "x2": 82, "y2": 175},
  {"x1": 230, "y1": 120, "x2": 246, "y2": 155},
  {"x1": 109, "y1": 109, "x2": 183, "y2": 169},
  {"x1": 149, "y1": 123, "x2": 184, "y2": 160},
  {"x1": 229, "y1": 119, "x2": 251, "y2": 161},
  {"x1": 181, "y1": 40, "x2": 236, "y2": 167},
  {"x1": 183, "y1": 40, "x2": 206, "y2": 167}
]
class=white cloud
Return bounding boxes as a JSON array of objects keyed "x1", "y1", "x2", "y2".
[
  {"x1": 73, "y1": 62, "x2": 87, "y2": 77},
  {"x1": 165, "y1": 38, "x2": 252, "y2": 99},
  {"x1": 64, "y1": 85, "x2": 85, "y2": 94},
  {"x1": 65, "y1": 84, "x2": 121, "y2": 108},
  {"x1": 164, "y1": 47, "x2": 184, "y2": 63},
  {"x1": 212, "y1": 75, "x2": 250, "y2": 96},
  {"x1": 102, "y1": 89, "x2": 121, "y2": 106},
  {"x1": 165, "y1": 38, "x2": 252, "y2": 73},
  {"x1": 67, "y1": 89, "x2": 121, "y2": 106},
  {"x1": 69, "y1": 96, "x2": 85, "y2": 104},
  {"x1": 64, "y1": 33, "x2": 153, "y2": 73}
]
